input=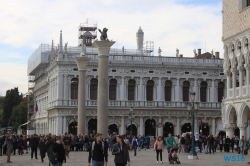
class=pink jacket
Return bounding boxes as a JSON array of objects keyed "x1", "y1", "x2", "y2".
[{"x1": 154, "y1": 140, "x2": 164, "y2": 150}]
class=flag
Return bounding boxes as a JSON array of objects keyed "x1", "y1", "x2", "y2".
[{"x1": 34, "y1": 103, "x2": 38, "y2": 113}]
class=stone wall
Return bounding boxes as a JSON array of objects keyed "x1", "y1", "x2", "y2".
[{"x1": 223, "y1": 0, "x2": 250, "y2": 40}]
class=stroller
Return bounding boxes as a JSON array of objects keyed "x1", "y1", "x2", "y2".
[{"x1": 168, "y1": 147, "x2": 181, "y2": 164}]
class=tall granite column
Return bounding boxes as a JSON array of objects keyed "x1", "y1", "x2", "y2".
[
  {"x1": 75, "y1": 57, "x2": 90, "y2": 135},
  {"x1": 93, "y1": 41, "x2": 115, "y2": 136}
]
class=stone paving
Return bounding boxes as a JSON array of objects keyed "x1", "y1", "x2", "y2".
[{"x1": 0, "y1": 149, "x2": 250, "y2": 166}]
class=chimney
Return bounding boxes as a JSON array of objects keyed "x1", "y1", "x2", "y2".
[
  {"x1": 179, "y1": 54, "x2": 183, "y2": 58},
  {"x1": 198, "y1": 49, "x2": 201, "y2": 56},
  {"x1": 215, "y1": 52, "x2": 219, "y2": 59}
]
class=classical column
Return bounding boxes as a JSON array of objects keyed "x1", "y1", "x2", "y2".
[
  {"x1": 225, "y1": 70, "x2": 231, "y2": 98},
  {"x1": 157, "y1": 78, "x2": 162, "y2": 101},
  {"x1": 138, "y1": 77, "x2": 143, "y2": 101},
  {"x1": 231, "y1": 68, "x2": 236, "y2": 97},
  {"x1": 238, "y1": 66, "x2": 243, "y2": 96},
  {"x1": 175, "y1": 78, "x2": 180, "y2": 101},
  {"x1": 176, "y1": 117, "x2": 180, "y2": 135},
  {"x1": 93, "y1": 41, "x2": 115, "y2": 136},
  {"x1": 74, "y1": 57, "x2": 91, "y2": 135},
  {"x1": 225, "y1": 126, "x2": 235, "y2": 138},
  {"x1": 238, "y1": 124, "x2": 247, "y2": 138},
  {"x1": 120, "y1": 77, "x2": 125, "y2": 100},
  {"x1": 63, "y1": 75, "x2": 68, "y2": 105},
  {"x1": 63, "y1": 116, "x2": 67, "y2": 134},
  {"x1": 194, "y1": 79, "x2": 198, "y2": 101},
  {"x1": 140, "y1": 117, "x2": 144, "y2": 136},
  {"x1": 158, "y1": 117, "x2": 162, "y2": 136},
  {"x1": 212, "y1": 118, "x2": 215, "y2": 136},
  {"x1": 121, "y1": 116, "x2": 125, "y2": 135},
  {"x1": 56, "y1": 116, "x2": 63, "y2": 135},
  {"x1": 210, "y1": 80, "x2": 215, "y2": 102},
  {"x1": 245, "y1": 64, "x2": 250, "y2": 95}
]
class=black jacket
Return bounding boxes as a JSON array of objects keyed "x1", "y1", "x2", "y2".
[
  {"x1": 225, "y1": 138, "x2": 230, "y2": 144},
  {"x1": 112, "y1": 143, "x2": 130, "y2": 165},
  {"x1": 53, "y1": 143, "x2": 66, "y2": 163},
  {"x1": 30, "y1": 137, "x2": 39, "y2": 148},
  {"x1": 88, "y1": 141, "x2": 108, "y2": 163}
]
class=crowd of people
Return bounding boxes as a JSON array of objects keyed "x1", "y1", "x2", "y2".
[{"x1": 0, "y1": 132, "x2": 249, "y2": 166}]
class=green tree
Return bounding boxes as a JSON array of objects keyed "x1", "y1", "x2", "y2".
[
  {"x1": 0, "y1": 97, "x2": 4, "y2": 126},
  {"x1": 1, "y1": 87, "x2": 22, "y2": 127},
  {"x1": 9, "y1": 97, "x2": 27, "y2": 132}
]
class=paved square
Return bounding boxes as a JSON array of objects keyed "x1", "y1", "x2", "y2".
[{"x1": 0, "y1": 149, "x2": 249, "y2": 166}]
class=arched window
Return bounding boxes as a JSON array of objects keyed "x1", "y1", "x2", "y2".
[
  {"x1": 128, "y1": 79, "x2": 136, "y2": 100},
  {"x1": 218, "y1": 82, "x2": 224, "y2": 102},
  {"x1": 90, "y1": 78, "x2": 98, "y2": 100},
  {"x1": 71, "y1": 78, "x2": 78, "y2": 99},
  {"x1": 200, "y1": 81, "x2": 207, "y2": 102},
  {"x1": 183, "y1": 81, "x2": 190, "y2": 101},
  {"x1": 146, "y1": 80, "x2": 154, "y2": 101},
  {"x1": 165, "y1": 80, "x2": 172, "y2": 101},
  {"x1": 109, "y1": 79, "x2": 117, "y2": 100}
]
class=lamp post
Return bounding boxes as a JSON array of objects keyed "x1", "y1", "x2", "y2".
[
  {"x1": 128, "y1": 107, "x2": 135, "y2": 136},
  {"x1": 187, "y1": 91, "x2": 199, "y2": 160}
]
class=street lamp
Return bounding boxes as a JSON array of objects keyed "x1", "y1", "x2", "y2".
[
  {"x1": 128, "y1": 107, "x2": 135, "y2": 137},
  {"x1": 186, "y1": 91, "x2": 199, "y2": 160}
]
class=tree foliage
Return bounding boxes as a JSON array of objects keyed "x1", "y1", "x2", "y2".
[
  {"x1": 1, "y1": 87, "x2": 22, "y2": 127},
  {"x1": 9, "y1": 97, "x2": 27, "y2": 132},
  {"x1": 0, "y1": 97, "x2": 4, "y2": 126}
]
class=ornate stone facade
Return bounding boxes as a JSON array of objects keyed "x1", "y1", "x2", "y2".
[{"x1": 28, "y1": 30, "x2": 225, "y2": 137}]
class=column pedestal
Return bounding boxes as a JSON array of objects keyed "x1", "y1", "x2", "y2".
[
  {"x1": 93, "y1": 41, "x2": 115, "y2": 137},
  {"x1": 74, "y1": 57, "x2": 91, "y2": 135}
]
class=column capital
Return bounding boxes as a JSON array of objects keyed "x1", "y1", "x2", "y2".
[
  {"x1": 237, "y1": 66, "x2": 244, "y2": 71},
  {"x1": 93, "y1": 41, "x2": 116, "y2": 56},
  {"x1": 237, "y1": 123, "x2": 248, "y2": 129},
  {"x1": 74, "y1": 57, "x2": 91, "y2": 71},
  {"x1": 225, "y1": 70, "x2": 231, "y2": 76},
  {"x1": 230, "y1": 68, "x2": 237, "y2": 73},
  {"x1": 244, "y1": 64, "x2": 250, "y2": 69}
]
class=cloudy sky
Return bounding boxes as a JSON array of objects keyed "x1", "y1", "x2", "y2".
[{"x1": 0, "y1": 0, "x2": 222, "y2": 94}]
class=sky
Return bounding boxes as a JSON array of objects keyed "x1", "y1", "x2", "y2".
[{"x1": 0, "y1": 0, "x2": 222, "y2": 95}]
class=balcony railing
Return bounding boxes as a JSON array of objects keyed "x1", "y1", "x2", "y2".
[{"x1": 67, "y1": 100, "x2": 221, "y2": 109}]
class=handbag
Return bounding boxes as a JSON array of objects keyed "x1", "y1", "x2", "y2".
[
  {"x1": 234, "y1": 145, "x2": 237, "y2": 149},
  {"x1": 155, "y1": 141, "x2": 158, "y2": 150}
]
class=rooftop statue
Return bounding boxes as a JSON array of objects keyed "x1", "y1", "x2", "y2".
[
  {"x1": 158, "y1": 47, "x2": 162, "y2": 56},
  {"x1": 98, "y1": 28, "x2": 109, "y2": 41},
  {"x1": 176, "y1": 48, "x2": 179, "y2": 57}
]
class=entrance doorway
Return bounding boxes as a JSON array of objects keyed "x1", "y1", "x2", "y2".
[
  {"x1": 199, "y1": 123, "x2": 209, "y2": 136},
  {"x1": 218, "y1": 131, "x2": 226, "y2": 137},
  {"x1": 145, "y1": 119, "x2": 156, "y2": 136},
  {"x1": 181, "y1": 123, "x2": 191, "y2": 133},
  {"x1": 108, "y1": 124, "x2": 118, "y2": 135},
  {"x1": 126, "y1": 124, "x2": 137, "y2": 136},
  {"x1": 163, "y1": 122, "x2": 174, "y2": 137},
  {"x1": 68, "y1": 121, "x2": 77, "y2": 135},
  {"x1": 234, "y1": 127, "x2": 239, "y2": 137},
  {"x1": 88, "y1": 119, "x2": 97, "y2": 134}
]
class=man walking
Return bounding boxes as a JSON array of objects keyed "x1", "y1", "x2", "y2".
[
  {"x1": 5, "y1": 134, "x2": 14, "y2": 163},
  {"x1": 88, "y1": 133, "x2": 108, "y2": 166},
  {"x1": 225, "y1": 136, "x2": 231, "y2": 152},
  {"x1": 30, "y1": 134, "x2": 39, "y2": 160},
  {"x1": 239, "y1": 136, "x2": 246, "y2": 155},
  {"x1": 208, "y1": 135, "x2": 215, "y2": 154},
  {"x1": 63, "y1": 133, "x2": 71, "y2": 158}
]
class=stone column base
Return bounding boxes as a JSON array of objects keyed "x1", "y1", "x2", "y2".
[{"x1": 188, "y1": 155, "x2": 198, "y2": 160}]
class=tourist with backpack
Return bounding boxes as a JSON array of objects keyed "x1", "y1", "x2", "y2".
[
  {"x1": 49, "y1": 136, "x2": 66, "y2": 166},
  {"x1": 88, "y1": 133, "x2": 108, "y2": 166},
  {"x1": 38, "y1": 137, "x2": 47, "y2": 163}
]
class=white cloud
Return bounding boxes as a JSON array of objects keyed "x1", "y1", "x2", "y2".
[
  {"x1": 0, "y1": 63, "x2": 27, "y2": 94},
  {"x1": 0, "y1": 0, "x2": 223, "y2": 93}
]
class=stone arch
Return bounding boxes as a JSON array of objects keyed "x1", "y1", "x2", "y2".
[
  {"x1": 243, "y1": 36, "x2": 249, "y2": 54},
  {"x1": 180, "y1": 118, "x2": 191, "y2": 126},
  {"x1": 226, "y1": 105, "x2": 237, "y2": 125},
  {"x1": 163, "y1": 118, "x2": 176, "y2": 127},
  {"x1": 238, "y1": 102, "x2": 250, "y2": 125},
  {"x1": 223, "y1": 58, "x2": 231, "y2": 71}
]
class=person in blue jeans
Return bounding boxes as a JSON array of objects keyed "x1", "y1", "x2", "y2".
[
  {"x1": 145, "y1": 135, "x2": 151, "y2": 149},
  {"x1": 132, "y1": 136, "x2": 138, "y2": 156}
]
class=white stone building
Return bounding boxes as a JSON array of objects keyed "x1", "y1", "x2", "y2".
[
  {"x1": 221, "y1": 0, "x2": 250, "y2": 139},
  {"x1": 27, "y1": 25, "x2": 225, "y2": 137}
]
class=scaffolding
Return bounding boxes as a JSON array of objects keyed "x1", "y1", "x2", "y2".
[
  {"x1": 144, "y1": 41, "x2": 154, "y2": 56},
  {"x1": 27, "y1": 76, "x2": 35, "y2": 130},
  {"x1": 78, "y1": 21, "x2": 97, "y2": 46}
]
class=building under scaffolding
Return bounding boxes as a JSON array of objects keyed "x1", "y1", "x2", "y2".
[{"x1": 78, "y1": 21, "x2": 97, "y2": 46}]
